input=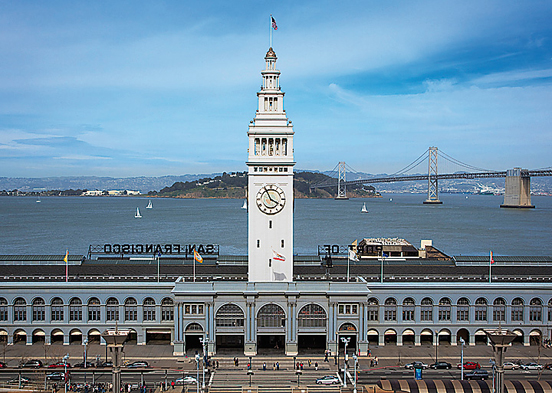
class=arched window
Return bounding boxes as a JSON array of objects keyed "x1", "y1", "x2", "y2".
[
  {"x1": 530, "y1": 298, "x2": 542, "y2": 321},
  {"x1": 548, "y1": 299, "x2": 552, "y2": 322},
  {"x1": 51, "y1": 298, "x2": 64, "y2": 321},
  {"x1": 457, "y1": 298, "x2": 469, "y2": 321},
  {"x1": 0, "y1": 298, "x2": 7, "y2": 321},
  {"x1": 216, "y1": 304, "x2": 245, "y2": 327},
  {"x1": 143, "y1": 298, "x2": 156, "y2": 321},
  {"x1": 32, "y1": 298, "x2": 45, "y2": 321},
  {"x1": 69, "y1": 298, "x2": 82, "y2": 321},
  {"x1": 124, "y1": 298, "x2": 137, "y2": 321},
  {"x1": 493, "y1": 298, "x2": 506, "y2": 322},
  {"x1": 367, "y1": 298, "x2": 379, "y2": 321},
  {"x1": 512, "y1": 298, "x2": 524, "y2": 321},
  {"x1": 186, "y1": 323, "x2": 203, "y2": 332},
  {"x1": 161, "y1": 298, "x2": 174, "y2": 321},
  {"x1": 421, "y1": 298, "x2": 433, "y2": 321},
  {"x1": 384, "y1": 298, "x2": 397, "y2": 321},
  {"x1": 106, "y1": 298, "x2": 119, "y2": 321},
  {"x1": 475, "y1": 298, "x2": 487, "y2": 321},
  {"x1": 257, "y1": 304, "x2": 285, "y2": 328},
  {"x1": 88, "y1": 298, "x2": 100, "y2": 321},
  {"x1": 439, "y1": 298, "x2": 451, "y2": 321},
  {"x1": 403, "y1": 298, "x2": 415, "y2": 321},
  {"x1": 14, "y1": 298, "x2": 26, "y2": 321},
  {"x1": 298, "y1": 304, "x2": 326, "y2": 328}
]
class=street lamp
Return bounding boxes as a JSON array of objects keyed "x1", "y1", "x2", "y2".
[
  {"x1": 485, "y1": 328, "x2": 517, "y2": 393},
  {"x1": 247, "y1": 369, "x2": 254, "y2": 387},
  {"x1": 435, "y1": 330, "x2": 439, "y2": 363},
  {"x1": 199, "y1": 335, "x2": 208, "y2": 391},
  {"x1": 83, "y1": 339, "x2": 89, "y2": 384},
  {"x1": 459, "y1": 337, "x2": 465, "y2": 381},
  {"x1": 353, "y1": 354, "x2": 358, "y2": 393},
  {"x1": 341, "y1": 337, "x2": 350, "y2": 388},
  {"x1": 194, "y1": 353, "x2": 200, "y2": 393},
  {"x1": 63, "y1": 354, "x2": 70, "y2": 393}
]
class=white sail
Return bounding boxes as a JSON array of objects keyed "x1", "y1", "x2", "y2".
[
  {"x1": 241, "y1": 200, "x2": 247, "y2": 210},
  {"x1": 361, "y1": 202, "x2": 368, "y2": 213},
  {"x1": 146, "y1": 200, "x2": 153, "y2": 209},
  {"x1": 135, "y1": 207, "x2": 142, "y2": 218}
]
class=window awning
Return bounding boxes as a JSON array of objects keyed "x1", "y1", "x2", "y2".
[
  {"x1": 384, "y1": 329, "x2": 397, "y2": 335},
  {"x1": 146, "y1": 329, "x2": 172, "y2": 334},
  {"x1": 33, "y1": 331, "x2": 46, "y2": 336},
  {"x1": 52, "y1": 331, "x2": 64, "y2": 336}
]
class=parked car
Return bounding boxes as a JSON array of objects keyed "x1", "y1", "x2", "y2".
[
  {"x1": 8, "y1": 377, "x2": 30, "y2": 385},
  {"x1": 46, "y1": 372, "x2": 67, "y2": 381},
  {"x1": 48, "y1": 361, "x2": 70, "y2": 368},
  {"x1": 430, "y1": 361, "x2": 452, "y2": 369},
  {"x1": 503, "y1": 362, "x2": 520, "y2": 370},
  {"x1": 73, "y1": 361, "x2": 95, "y2": 368},
  {"x1": 97, "y1": 361, "x2": 113, "y2": 368},
  {"x1": 22, "y1": 359, "x2": 43, "y2": 368},
  {"x1": 457, "y1": 361, "x2": 481, "y2": 370},
  {"x1": 126, "y1": 361, "x2": 149, "y2": 368},
  {"x1": 520, "y1": 363, "x2": 543, "y2": 370},
  {"x1": 316, "y1": 375, "x2": 340, "y2": 385},
  {"x1": 175, "y1": 376, "x2": 197, "y2": 385},
  {"x1": 544, "y1": 363, "x2": 552, "y2": 370},
  {"x1": 464, "y1": 369, "x2": 489, "y2": 380},
  {"x1": 405, "y1": 361, "x2": 428, "y2": 370}
]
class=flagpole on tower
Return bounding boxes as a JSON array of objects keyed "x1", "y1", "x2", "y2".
[{"x1": 270, "y1": 15, "x2": 273, "y2": 48}]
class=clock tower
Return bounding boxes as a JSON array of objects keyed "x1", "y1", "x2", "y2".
[{"x1": 247, "y1": 47, "x2": 295, "y2": 282}]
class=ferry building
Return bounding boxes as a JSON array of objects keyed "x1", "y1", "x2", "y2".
[{"x1": 1, "y1": 47, "x2": 552, "y2": 357}]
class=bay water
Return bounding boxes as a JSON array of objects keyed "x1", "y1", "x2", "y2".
[{"x1": 1, "y1": 194, "x2": 551, "y2": 257}]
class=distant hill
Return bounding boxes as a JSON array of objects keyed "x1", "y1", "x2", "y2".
[{"x1": 150, "y1": 171, "x2": 380, "y2": 199}]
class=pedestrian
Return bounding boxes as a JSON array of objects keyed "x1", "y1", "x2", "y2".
[
  {"x1": 296, "y1": 362, "x2": 299, "y2": 370},
  {"x1": 300, "y1": 362, "x2": 303, "y2": 370},
  {"x1": 324, "y1": 350, "x2": 329, "y2": 362},
  {"x1": 308, "y1": 359, "x2": 311, "y2": 367},
  {"x1": 370, "y1": 359, "x2": 374, "y2": 367},
  {"x1": 263, "y1": 362, "x2": 266, "y2": 371},
  {"x1": 171, "y1": 381, "x2": 175, "y2": 390},
  {"x1": 273, "y1": 363, "x2": 276, "y2": 370},
  {"x1": 216, "y1": 360, "x2": 219, "y2": 368},
  {"x1": 276, "y1": 362, "x2": 279, "y2": 370},
  {"x1": 375, "y1": 356, "x2": 378, "y2": 365},
  {"x1": 236, "y1": 358, "x2": 239, "y2": 367},
  {"x1": 315, "y1": 362, "x2": 318, "y2": 371}
]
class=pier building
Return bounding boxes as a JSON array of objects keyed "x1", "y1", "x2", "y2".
[{"x1": 1, "y1": 48, "x2": 551, "y2": 359}]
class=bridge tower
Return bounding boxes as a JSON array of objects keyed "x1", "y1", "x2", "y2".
[
  {"x1": 500, "y1": 168, "x2": 534, "y2": 209},
  {"x1": 423, "y1": 147, "x2": 443, "y2": 205},
  {"x1": 335, "y1": 161, "x2": 349, "y2": 200}
]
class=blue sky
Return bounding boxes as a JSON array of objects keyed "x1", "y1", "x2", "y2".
[{"x1": 1, "y1": 0, "x2": 551, "y2": 177}]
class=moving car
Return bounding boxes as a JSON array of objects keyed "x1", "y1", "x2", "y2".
[
  {"x1": 430, "y1": 361, "x2": 452, "y2": 369},
  {"x1": 97, "y1": 361, "x2": 113, "y2": 368},
  {"x1": 520, "y1": 363, "x2": 543, "y2": 370},
  {"x1": 316, "y1": 375, "x2": 340, "y2": 385},
  {"x1": 457, "y1": 361, "x2": 481, "y2": 370},
  {"x1": 48, "y1": 361, "x2": 70, "y2": 368},
  {"x1": 22, "y1": 359, "x2": 43, "y2": 368},
  {"x1": 503, "y1": 362, "x2": 520, "y2": 370},
  {"x1": 46, "y1": 372, "x2": 67, "y2": 381},
  {"x1": 464, "y1": 370, "x2": 489, "y2": 380},
  {"x1": 8, "y1": 377, "x2": 31, "y2": 385},
  {"x1": 175, "y1": 376, "x2": 197, "y2": 385},
  {"x1": 405, "y1": 361, "x2": 428, "y2": 370},
  {"x1": 73, "y1": 361, "x2": 95, "y2": 368},
  {"x1": 126, "y1": 361, "x2": 149, "y2": 368},
  {"x1": 0, "y1": 361, "x2": 7, "y2": 368}
]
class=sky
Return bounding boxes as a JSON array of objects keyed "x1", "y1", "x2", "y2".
[{"x1": 0, "y1": 0, "x2": 551, "y2": 178}]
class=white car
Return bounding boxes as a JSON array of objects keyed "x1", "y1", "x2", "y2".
[
  {"x1": 520, "y1": 363, "x2": 543, "y2": 370},
  {"x1": 175, "y1": 376, "x2": 197, "y2": 385},
  {"x1": 405, "y1": 361, "x2": 428, "y2": 370},
  {"x1": 316, "y1": 375, "x2": 340, "y2": 385},
  {"x1": 503, "y1": 362, "x2": 520, "y2": 370}
]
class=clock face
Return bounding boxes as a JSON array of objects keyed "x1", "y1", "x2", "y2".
[{"x1": 256, "y1": 185, "x2": 286, "y2": 214}]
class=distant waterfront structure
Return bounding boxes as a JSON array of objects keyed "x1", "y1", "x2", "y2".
[{"x1": 0, "y1": 47, "x2": 551, "y2": 359}]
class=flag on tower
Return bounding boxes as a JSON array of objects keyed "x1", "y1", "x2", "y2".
[
  {"x1": 194, "y1": 250, "x2": 203, "y2": 263},
  {"x1": 272, "y1": 249, "x2": 285, "y2": 262},
  {"x1": 271, "y1": 16, "x2": 278, "y2": 30}
]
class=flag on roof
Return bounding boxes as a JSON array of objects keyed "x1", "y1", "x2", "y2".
[
  {"x1": 194, "y1": 250, "x2": 203, "y2": 263},
  {"x1": 271, "y1": 16, "x2": 278, "y2": 30},
  {"x1": 348, "y1": 249, "x2": 359, "y2": 262},
  {"x1": 382, "y1": 252, "x2": 388, "y2": 258},
  {"x1": 490, "y1": 251, "x2": 495, "y2": 264},
  {"x1": 64, "y1": 250, "x2": 68, "y2": 263}
]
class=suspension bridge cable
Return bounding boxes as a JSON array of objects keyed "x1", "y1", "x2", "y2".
[
  {"x1": 439, "y1": 150, "x2": 496, "y2": 172},
  {"x1": 389, "y1": 148, "x2": 429, "y2": 176}
]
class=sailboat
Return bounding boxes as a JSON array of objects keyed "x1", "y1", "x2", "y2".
[
  {"x1": 361, "y1": 202, "x2": 368, "y2": 213},
  {"x1": 241, "y1": 200, "x2": 247, "y2": 210},
  {"x1": 146, "y1": 200, "x2": 153, "y2": 209},
  {"x1": 135, "y1": 207, "x2": 142, "y2": 218},
  {"x1": 36, "y1": 196, "x2": 41, "y2": 203}
]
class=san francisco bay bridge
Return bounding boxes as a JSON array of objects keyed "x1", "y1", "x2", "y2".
[{"x1": 311, "y1": 147, "x2": 552, "y2": 208}]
